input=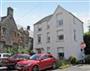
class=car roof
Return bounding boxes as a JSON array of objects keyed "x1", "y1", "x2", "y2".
[
  {"x1": 35, "y1": 53, "x2": 52, "y2": 57},
  {"x1": 13, "y1": 54, "x2": 30, "y2": 56},
  {"x1": 0, "y1": 53, "x2": 11, "y2": 55}
]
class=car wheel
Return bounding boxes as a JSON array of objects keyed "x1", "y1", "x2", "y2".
[
  {"x1": 7, "y1": 65, "x2": 15, "y2": 70},
  {"x1": 32, "y1": 66, "x2": 39, "y2": 71},
  {"x1": 52, "y1": 63, "x2": 57, "y2": 69}
]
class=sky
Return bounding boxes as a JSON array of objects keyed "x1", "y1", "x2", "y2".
[{"x1": 0, "y1": 0, "x2": 90, "y2": 32}]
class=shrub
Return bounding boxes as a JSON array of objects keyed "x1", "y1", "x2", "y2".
[
  {"x1": 85, "y1": 55, "x2": 90, "y2": 64},
  {"x1": 68, "y1": 56, "x2": 77, "y2": 64}
]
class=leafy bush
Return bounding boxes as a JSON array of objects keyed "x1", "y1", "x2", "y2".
[
  {"x1": 85, "y1": 55, "x2": 90, "y2": 64},
  {"x1": 56, "y1": 60, "x2": 69, "y2": 68},
  {"x1": 18, "y1": 49, "x2": 29, "y2": 54},
  {"x1": 68, "y1": 56, "x2": 77, "y2": 64}
]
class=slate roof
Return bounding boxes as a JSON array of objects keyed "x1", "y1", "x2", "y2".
[
  {"x1": 1, "y1": 16, "x2": 7, "y2": 22},
  {"x1": 34, "y1": 14, "x2": 53, "y2": 25},
  {"x1": 34, "y1": 5, "x2": 83, "y2": 25}
]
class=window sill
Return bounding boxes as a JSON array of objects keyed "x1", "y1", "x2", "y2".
[{"x1": 56, "y1": 40, "x2": 64, "y2": 42}]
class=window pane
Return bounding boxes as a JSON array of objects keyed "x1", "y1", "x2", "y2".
[
  {"x1": 47, "y1": 32, "x2": 50, "y2": 43},
  {"x1": 58, "y1": 35, "x2": 64, "y2": 40},
  {"x1": 37, "y1": 34, "x2": 41, "y2": 43},
  {"x1": 74, "y1": 30, "x2": 76, "y2": 41},
  {"x1": 38, "y1": 28, "x2": 42, "y2": 31},
  {"x1": 57, "y1": 19, "x2": 63, "y2": 27}
]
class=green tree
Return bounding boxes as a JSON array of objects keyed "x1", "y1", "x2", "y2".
[{"x1": 84, "y1": 32, "x2": 90, "y2": 54}]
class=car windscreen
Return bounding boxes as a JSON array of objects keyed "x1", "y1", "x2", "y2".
[
  {"x1": 11, "y1": 54, "x2": 30, "y2": 60},
  {"x1": 30, "y1": 54, "x2": 40, "y2": 60}
]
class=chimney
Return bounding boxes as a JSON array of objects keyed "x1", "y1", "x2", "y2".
[
  {"x1": 7, "y1": 7, "x2": 13, "y2": 16},
  {"x1": 27, "y1": 26, "x2": 30, "y2": 30}
]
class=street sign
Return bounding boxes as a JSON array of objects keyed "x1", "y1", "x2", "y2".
[{"x1": 80, "y1": 42, "x2": 86, "y2": 49}]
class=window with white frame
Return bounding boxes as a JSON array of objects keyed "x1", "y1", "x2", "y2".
[
  {"x1": 57, "y1": 31, "x2": 64, "y2": 41},
  {"x1": 58, "y1": 35, "x2": 64, "y2": 40},
  {"x1": 57, "y1": 19, "x2": 63, "y2": 26},
  {"x1": 73, "y1": 29, "x2": 76, "y2": 41},
  {"x1": 47, "y1": 32, "x2": 50, "y2": 43},
  {"x1": 57, "y1": 47, "x2": 64, "y2": 59},
  {"x1": 47, "y1": 47, "x2": 50, "y2": 53},
  {"x1": 37, "y1": 24, "x2": 42, "y2": 32},
  {"x1": 37, "y1": 34, "x2": 41, "y2": 43},
  {"x1": 38, "y1": 27, "x2": 42, "y2": 31},
  {"x1": 56, "y1": 14, "x2": 63, "y2": 27}
]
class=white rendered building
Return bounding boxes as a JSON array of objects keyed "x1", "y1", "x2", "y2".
[{"x1": 33, "y1": 5, "x2": 83, "y2": 60}]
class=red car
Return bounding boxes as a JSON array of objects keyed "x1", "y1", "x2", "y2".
[
  {"x1": 2, "y1": 54, "x2": 30, "y2": 69},
  {"x1": 16, "y1": 53, "x2": 57, "y2": 71}
]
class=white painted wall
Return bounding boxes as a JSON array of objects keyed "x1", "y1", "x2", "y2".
[{"x1": 34, "y1": 6, "x2": 83, "y2": 60}]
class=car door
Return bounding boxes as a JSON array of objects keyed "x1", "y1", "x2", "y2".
[
  {"x1": 47, "y1": 55, "x2": 55, "y2": 67},
  {"x1": 39, "y1": 55, "x2": 49, "y2": 70}
]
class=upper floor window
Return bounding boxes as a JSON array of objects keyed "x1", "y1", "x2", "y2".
[
  {"x1": 57, "y1": 30, "x2": 64, "y2": 41},
  {"x1": 58, "y1": 35, "x2": 64, "y2": 40},
  {"x1": 38, "y1": 28, "x2": 42, "y2": 31},
  {"x1": 47, "y1": 32, "x2": 50, "y2": 43},
  {"x1": 58, "y1": 19, "x2": 63, "y2": 26},
  {"x1": 56, "y1": 13, "x2": 63, "y2": 27},
  {"x1": 47, "y1": 37, "x2": 50, "y2": 43},
  {"x1": 73, "y1": 30, "x2": 76, "y2": 41},
  {"x1": 37, "y1": 34, "x2": 41, "y2": 43},
  {"x1": 47, "y1": 25, "x2": 50, "y2": 29}
]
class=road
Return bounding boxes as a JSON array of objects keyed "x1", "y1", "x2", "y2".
[
  {"x1": 53, "y1": 64, "x2": 90, "y2": 71},
  {"x1": 0, "y1": 64, "x2": 90, "y2": 71}
]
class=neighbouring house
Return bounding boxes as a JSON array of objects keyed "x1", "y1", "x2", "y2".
[
  {"x1": 18, "y1": 26, "x2": 33, "y2": 52},
  {"x1": 33, "y1": 5, "x2": 84, "y2": 60},
  {"x1": 0, "y1": 7, "x2": 33, "y2": 53}
]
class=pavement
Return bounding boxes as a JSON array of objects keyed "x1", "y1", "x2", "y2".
[
  {"x1": 53, "y1": 64, "x2": 90, "y2": 71},
  {"x1": 0, "y1": 64, "x2": 90, "y2": 71}
]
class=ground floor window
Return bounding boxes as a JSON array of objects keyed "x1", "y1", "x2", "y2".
[
  {"x1": 36, "y1": 48, "x2": 44, "y2": 53},
  {"x1": 57, "y1": 47, "x2": 64, "y2": 59},
  {"x1": 47, "y1": 47, "x2": 50, "y2": 53},
  {"x1": 58, "y1": 52, "x2": 64, "y2": 59}
]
